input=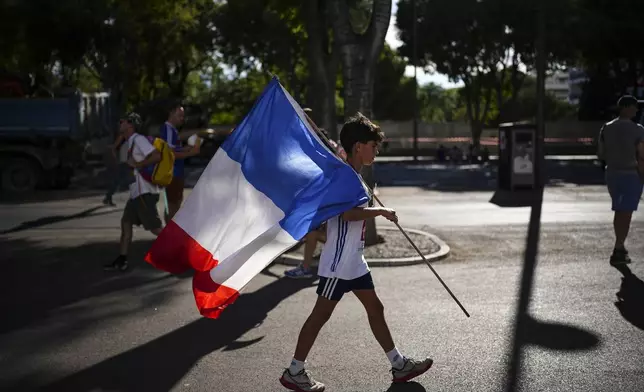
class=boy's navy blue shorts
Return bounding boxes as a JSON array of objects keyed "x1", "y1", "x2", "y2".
[
  {"x1": 606, "y1": 171, "x2": 643, "y2": 212},
  {"x1": 316, "y1": 272, "x2": 375, "y2": 301}
]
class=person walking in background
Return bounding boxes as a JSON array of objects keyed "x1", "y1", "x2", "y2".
[
  {"x1": 103, "y1": 132, "x2": 131, "y2": 207},
  {"x1": 597, "y1": 95, "x2": 644, "y2": 266},
  {"x1": 104, "y1": 113, "x2": 163, "y2": 272},
  {"x1": 159, "y1": 103, "x2": 200, "y2": 221}
]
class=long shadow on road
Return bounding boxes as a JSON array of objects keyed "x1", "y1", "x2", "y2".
[
  {"x1": 613, "y1": 265, "x2": 644, "y2": 330},
  {"x1": 0, "y1": 237, "x2": 181, "y2": 336},
  {"x1": 0, "y1": 206, "x2": 120, "y2": 234},
  {"x1": 499, "y1": 188, "x2": 601, "y2": 392},
  {"x1": 36, "y1": 276, "x2": 316, "y2": 392}
]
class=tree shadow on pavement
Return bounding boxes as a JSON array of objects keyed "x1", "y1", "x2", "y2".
[
  {"x1": 37, "y1": 276, "x2": 316, "y2": 392},
  {"x1": 613, "y1": 265, "x2": 644, "y2": 330},
  {"x1": 0, "y1": 236, "x2": 183, "y2": 336},
  {"x1": 0, "y1": 206, "x2": 120, "y2": 234},
  {"x1": 385, "y1": 381, "x2": 427, "y2": 392},
  {"x1": 0, "y1": 188, "x2": 108, "y2": 205},
  {"x1": 501, "y1": 188, "x2": 601, "y2": 392}
]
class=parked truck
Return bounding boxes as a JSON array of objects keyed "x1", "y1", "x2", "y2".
[{"x1": 0, "y1": 91, "x2": 111, "y2": 195}]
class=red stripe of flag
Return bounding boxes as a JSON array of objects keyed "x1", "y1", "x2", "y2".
[
  {"x1": 193, "y1": 272, "x2": 240, "y2": 319},
  {"x1": 145, "y1": 220, "x2": 219, "y2": 274},
  {"x1": 145, "y1": 220, "x2": 238, "y2": 319}
]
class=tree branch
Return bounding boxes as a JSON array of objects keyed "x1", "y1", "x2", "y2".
[
  {"x1": 329, "y1": 0, "x2": 355, "y2": 47},
  {"x1": 367, "y1": 0, "x2": 392, "y2": 62}
]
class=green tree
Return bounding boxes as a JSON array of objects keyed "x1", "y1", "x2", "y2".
[
  {"x1": 418, "y1": 84, "x2": 465, "y2": 123},
  {"x1": 372, "y1": 44, "x2": 416, "y2": 121},
  {"x1": 212, "y1": 0, "x2": 307, "y2": 102},
  {"x1": 396, "y1": 0, "x2": 501, "y2": 144},
  {"x1": 575, "y1": 0, "x2": 644, "y2": 120},
  {"x1": 396, "y1": 0, "x2": 582, "y2": 142}
]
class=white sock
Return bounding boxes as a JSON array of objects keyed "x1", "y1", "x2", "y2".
[
  {"x1": 289, "y1": 358, "x2": 305, "y2": 374},
  {"x1": 386, "y1": 347, "x2": 405, "y2": 369}
]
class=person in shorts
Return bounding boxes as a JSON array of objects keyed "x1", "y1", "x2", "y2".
[
  {"x1": 597, "y1": 95, "x2": 644, "y2": 266},
  {"x1": 104, "y1": 113, "x2": 163, "y2": 272},
  {"x1": 279, "y1": 113, "x2": 433, "y2": 392}
]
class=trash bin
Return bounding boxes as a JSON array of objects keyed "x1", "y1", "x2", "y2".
[{"x1": 498, "y1": 122, "x2": 537, "y2": 190}]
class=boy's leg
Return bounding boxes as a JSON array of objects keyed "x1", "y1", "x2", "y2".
[
  {"x1": 353, "y1": 289, "x2": 395, "y2": 353},
  {"x1": 293, "y1": 295, "x2": 338, "y2": 361},
  {"x1": 352, "y1": 274, "x2": 433, "y2": 383},
  {"x1": 280, "y1": 277, "x2": 344, "y2": 391}
]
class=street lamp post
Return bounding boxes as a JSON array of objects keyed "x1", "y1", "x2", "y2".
[
  {"x1": 412, "y1": 0, "x2": 419, "y2": 161},
  {"x1": 535, "y1": 0, "x2": 546, "y2": 187}
]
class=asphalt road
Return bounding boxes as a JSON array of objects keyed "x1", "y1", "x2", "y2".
[{"x1": 1, "y1": 163, "x2": 643, "y2": 392}]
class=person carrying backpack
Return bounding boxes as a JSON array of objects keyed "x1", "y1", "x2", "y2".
[{"x1": 104, "y1": 112, "x2": 164, "y2": 272}]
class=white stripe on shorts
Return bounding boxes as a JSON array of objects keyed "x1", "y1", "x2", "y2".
[{"x1": 322, "y1": 277, "x2": 339, "y2": 299}]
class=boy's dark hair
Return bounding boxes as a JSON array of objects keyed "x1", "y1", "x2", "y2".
[
  {"x1": 618, "y1": 95, "x2": 638, "y2": 109},
  {"x1": 339, "y1": 112, "x2": 384, "y2": 154}
]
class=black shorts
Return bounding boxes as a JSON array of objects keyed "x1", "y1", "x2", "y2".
[
  {"x1": 122, "y1": 193, "x2": 162, "y2": 231},
  {"x1": 316, "y1": 272, "x2": 375, "y2": 301}
]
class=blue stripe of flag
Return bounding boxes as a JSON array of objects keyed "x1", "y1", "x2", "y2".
[{"x1": 220, "y1": 78, "x2": 369, "y2": 240}]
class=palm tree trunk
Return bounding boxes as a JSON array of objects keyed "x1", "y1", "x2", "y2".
[{"x1": 330, "y1": 0, "x2": 391, "y2": 246}]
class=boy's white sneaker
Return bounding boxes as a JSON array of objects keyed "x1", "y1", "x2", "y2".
[{"x1": 279, "y1": 368, "x2": 325, "y2": 391}]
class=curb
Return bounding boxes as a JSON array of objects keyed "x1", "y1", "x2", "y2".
[{"x1": 276, "y1": 226, "x2": 450, "y2": 267}]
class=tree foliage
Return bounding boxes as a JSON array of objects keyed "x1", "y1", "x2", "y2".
[{"x1": 372, "y1": 44, "x2": 416, "y2": 121}]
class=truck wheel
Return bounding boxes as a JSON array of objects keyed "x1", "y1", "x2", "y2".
[{"x1": 1, "y1": 157, "x2": 40, "y2": 194}]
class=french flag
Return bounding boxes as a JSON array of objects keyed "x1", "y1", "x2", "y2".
[{"x1": 145, "y1": 78, "x2": 369, "y2": 318}]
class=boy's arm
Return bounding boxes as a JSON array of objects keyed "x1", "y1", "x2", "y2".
[{"x1": 342, "y1": 207, "x2": 397, "y2": 223}]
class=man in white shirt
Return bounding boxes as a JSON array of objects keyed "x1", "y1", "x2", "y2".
[{"x1": 104, "y1": 113, "x2": 163, "y2": 272}]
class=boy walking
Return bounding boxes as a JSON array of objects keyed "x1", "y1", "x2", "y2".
[
  {"x1": 104, "y1": 113, "x2": 164, "y2": 271},
  {"x1": 280, "y1": 113, "x2": 433, "y2": 391},
  {"x1": 598, "y1": 95, "x2": 644, "y2": 266}
]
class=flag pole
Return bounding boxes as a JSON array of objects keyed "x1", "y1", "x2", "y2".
[{"x1": 301, "y1": 111, "x2": 470, "y2": 318}]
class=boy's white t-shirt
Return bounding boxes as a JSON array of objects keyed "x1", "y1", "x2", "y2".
[
  {"x1": 127, "y1": 134, "x2": 160, "y2": 199},
  {"x1": 317, "y1": 200, "x2": 370, "y2": 280}
]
